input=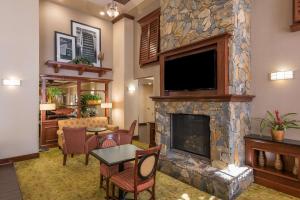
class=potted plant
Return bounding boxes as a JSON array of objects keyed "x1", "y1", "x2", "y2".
[
  {"x1": 80, "y1": 94, "x2": 101, "y2": 117},
  {"x1": 260, "y1": 110, "x2": 300, "y2": 141},
  {"x1": 47, "y1": 87, "x2": 63, "y2": 103}
]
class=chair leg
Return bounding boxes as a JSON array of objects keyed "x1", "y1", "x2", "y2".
[
  {"x1": 63, "y1": 154, "x2": 67, "y2": 166},
  {"x1": 111, "y1": 183, "x2": 115, "y2": 199},
  {"x1": 71, "y1": 154, "x2": 74, "y2": 158},
  {"x1": 85, "y1": 154, "x2": 89, "y2": 165},
  {"x1": 152, "y1": 185, "x2": 155, "y2": 200},
  {"x1": 100, "y1": 175, "x2": 104, "y2": 188},
  {"x1": 105, "y1": 178, "x2": 110, "y2": 200},
  {"x1": 134, "y1": 192, "x2": 138, "y2": 200}
]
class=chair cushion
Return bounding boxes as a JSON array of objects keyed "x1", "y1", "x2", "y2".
[
  {"x1": 100, "y1": 163, "x2": 119, "y2": 178},
  {"x1": 111, "y1": 168, "x2": 154, "y2": 192}
]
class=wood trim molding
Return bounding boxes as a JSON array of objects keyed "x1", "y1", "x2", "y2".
[
  {"x1": 159, "y1": 33, "x2": 231, "y2": 97},
  {"x1": 151, "y1": 95, "x2": 255, "y2": 102},
  {"x1": 112, "y1": 13, "x2": 134, "y2": 24},
  {"x1": 0, "y1": 153, "x2": 39, "y2": 164},
  {"x1": 40, "y1": 74, "x2": 112, "y2": 83},
  {"x1": 138, "y1": 8, "x2": 160, "y2": 25}
]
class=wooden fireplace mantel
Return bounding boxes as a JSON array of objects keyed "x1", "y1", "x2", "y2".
[
  {"x1": 46, "y1": 60, "x2": 112, "y2": 77},
  {"x1": 151, "y1": 95, "x2": 255, "y2": 102}
]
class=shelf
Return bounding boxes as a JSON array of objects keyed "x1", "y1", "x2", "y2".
[
  {"x1": 253, "y1": 166, "x2": 298, "y2": 182},
  {"x1": 46, "y1": 60, "x2": 112, "y2": 77},
  {"x1": 151, "y1": 95, "x2": 255, "y2": 102}
]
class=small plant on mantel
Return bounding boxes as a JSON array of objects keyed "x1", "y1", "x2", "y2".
[
  {"x1": 71, "y1": 56, "x2": 93, "y2": 66},
  {"x1": 260, "y1": 110, "x2": 300, "y2": 141}
]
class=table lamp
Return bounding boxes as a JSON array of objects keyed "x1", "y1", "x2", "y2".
[{"x1": 101, "y1": 103, "x2": 112, "y2": 123}]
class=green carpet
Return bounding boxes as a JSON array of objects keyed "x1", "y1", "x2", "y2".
[{"x1": 15, "y1": 143, "x2": 299, "y2": 200}]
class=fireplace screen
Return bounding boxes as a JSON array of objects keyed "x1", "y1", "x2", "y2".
[{"x1": 171, "y1": 114, "x2": 210, "y2": 158}]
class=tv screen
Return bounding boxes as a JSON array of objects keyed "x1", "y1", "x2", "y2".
[{"x1": 164, "y1": 49, "x2": 217, "y2": 91}]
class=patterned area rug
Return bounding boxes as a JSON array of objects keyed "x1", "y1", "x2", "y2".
[{"x1": 15, "y1": 142, "x2": 299, "y2": 200}]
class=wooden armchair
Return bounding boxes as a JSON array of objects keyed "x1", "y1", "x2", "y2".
[
  {"x1": 110, "y1": 145, "x2": 162, "y2": 200},
  {"x1": 118, "y1": 120, "x2": 137, "y2": 145}
]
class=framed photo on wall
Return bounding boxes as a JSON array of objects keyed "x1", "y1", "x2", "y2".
[
  {"x1": 71, "y1": 20, "x2": 101, "y2": 67},
  {"x1": 55, "y1": 31, "x2": 76, "y2": 63}
]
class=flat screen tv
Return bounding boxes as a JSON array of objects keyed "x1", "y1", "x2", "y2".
[{"x1": 164, "y1": 49, "x2": 217, "y2": 91}]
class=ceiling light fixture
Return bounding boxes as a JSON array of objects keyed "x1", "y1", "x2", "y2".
[{"x1": 106, "y1": 0, "x2": 119, "y2": 18}]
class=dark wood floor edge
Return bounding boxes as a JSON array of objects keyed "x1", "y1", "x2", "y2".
[{"x1": 0, "y1": 152, "x2": 39, "y2": 164}]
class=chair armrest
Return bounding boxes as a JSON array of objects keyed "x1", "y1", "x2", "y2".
[
  {"x1": 85, "y1": 135, "x2": 98, "y2": 153},
  {"x1": 106, "y1": 124, "x2": 119, "y2": 132},
  {"x1": 116, "y1": 129, "x2": 129, "y2": 134}
]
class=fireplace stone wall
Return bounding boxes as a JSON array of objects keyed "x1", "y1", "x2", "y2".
[
  {"x1": 156, "y1": 101, "x2": 251, "y2": 167},
  {"x1": 160, "y1": 0, "x2": 252, "y2": 95}
]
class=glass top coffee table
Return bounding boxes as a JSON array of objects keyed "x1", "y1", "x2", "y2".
[{"x1": 91, "y1": 144, "x2": 141, "y2": 200}]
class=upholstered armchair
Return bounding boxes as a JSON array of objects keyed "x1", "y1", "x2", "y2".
[
  {"x1": 62, "y1": 127, "x2": 88, "y2": 166},
  {"x1": 118, "y1": 120, "x2": 137, "y2": 145}
]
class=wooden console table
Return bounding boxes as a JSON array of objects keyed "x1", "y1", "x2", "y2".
[{"x1": 245, "y1": 134, "x2": 300, "y2": 198}]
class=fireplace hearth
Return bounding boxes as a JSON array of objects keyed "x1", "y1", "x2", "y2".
[{"x1": 171, "y1": 114, "x2": 210, "y2": 159}]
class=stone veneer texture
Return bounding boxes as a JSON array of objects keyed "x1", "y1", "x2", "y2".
[
  {"x1": 160, "y1": 0, "x2": 252, "y2": 94},
  {"x1": 155, "y1": 101, "x2": 251, "y2": 166}
]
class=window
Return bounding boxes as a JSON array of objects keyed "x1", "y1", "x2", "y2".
[{"x1": 138, "y1": 9, "x2": 160, "y2": 66}]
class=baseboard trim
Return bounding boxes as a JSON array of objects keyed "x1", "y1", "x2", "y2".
[{"x1": 0, "y1": 153, "x2": 39, "y2": 164}]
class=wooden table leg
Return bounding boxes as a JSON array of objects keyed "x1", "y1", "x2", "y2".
[{"x1": 118, "y1": 163, "x2": 125, "y2": 200}]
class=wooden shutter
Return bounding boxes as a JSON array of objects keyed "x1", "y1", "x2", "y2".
[
  {"x1": 138, "y1": 9, "x2": 160, "y2": 66},
  {"x1": 140, "y1": 24, "x2": 150, "y2": 65},
  {"x1": 294, "y1": 0, "x2": 300, "y2": 22}
]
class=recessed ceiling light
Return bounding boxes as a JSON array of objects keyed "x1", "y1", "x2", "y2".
[{"x1": 99, "y1": 11, "x2": 105, "y2": 16}]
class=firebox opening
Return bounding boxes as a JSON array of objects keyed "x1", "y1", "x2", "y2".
[{"x1": 171, "y1": 114, "x2": 211, "y2": 159}]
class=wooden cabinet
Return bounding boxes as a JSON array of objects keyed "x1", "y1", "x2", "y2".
[
  {"x1": 245, "y1": 134, "x2": 300, "y2": 198},
  {"x1": 40, "y1": 120, "x2": 58, "y2": 148},
  {"x1": 291, "y1": 0, "x2": 300, "y2": 31},
  {"x1": 138, "y1": 9, "x2": 160, "y2": 66}
]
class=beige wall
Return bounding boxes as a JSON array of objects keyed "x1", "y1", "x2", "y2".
[
  {"x1": 39, "y1": 0, "x2": 113, "y2": 79},
  {"x1": 0, "y1": 0, "x2": 39, "y2": 158},
  {"x1": 132, "y1": 0, "x2": 160, "y2": 96},
  {"x1": 251, "y1": 0, "x2": 300, "y2": 140},
  {"x1": 138, "y1": 83, "x2": 155, "y2": 122}
]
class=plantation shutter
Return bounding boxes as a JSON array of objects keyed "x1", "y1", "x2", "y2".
[
  {"x1": 294, "y1": 0, "x2": 300, "y2": 22},
  {"x1": 138, "y1": 9, "x2": 160, "y2": 66}
]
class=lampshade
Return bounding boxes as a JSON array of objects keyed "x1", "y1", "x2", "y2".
[
  {"x1": 40, "y1": 103, "x2": 56, "y2": 111},
  {"x1": 101, "y1": 103, "x2": 112, "y2": 109}
]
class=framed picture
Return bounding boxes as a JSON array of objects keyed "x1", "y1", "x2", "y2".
[
  {"x1": 55, "y1": 31, "x2": 76, "y2": 63},
  {"x1": 71, "y1": 20, "x2": 101, "y2": 67}
]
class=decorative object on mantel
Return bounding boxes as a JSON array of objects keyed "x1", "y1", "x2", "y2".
[
  {"x1": 274, "y1": 154, "x2": 283, "y2": 171},
  {"x1": 80, "y1": 94, "x2": 101, "y2": 117},
  {"x1": 71, "y1": 20, "x2": 101, "y2": 67},
  {"x1": 55, "y1": 32, "x2": 76, "y2": 63},
  {"x1": 291, "y1": 0, "x2": 300, "y2": 32},
  {"x1": 258, "y1": 151, "x2": 265, "y2": 167},
  {"x1": 71, "y1": 56, "x2": 93, "y2": 66},
  {"x1": 97, "y1": 51, "x2": 104, "y2": 67},
  {"x1": 45, "y1": 60, "x2": 112, "y2": 77},
  {"x1": 293, "y1": 158, "x2": 299, "y2": 175},
  {"x1": 260, "y1": 110, "x2": 300, "y2": 141}
]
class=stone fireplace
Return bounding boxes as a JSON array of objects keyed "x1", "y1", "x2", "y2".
[{"x1": 151, "y1": 0, "x2": 255, "y2": 199}]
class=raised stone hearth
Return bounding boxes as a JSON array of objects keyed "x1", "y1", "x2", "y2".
[
  {"x1": 155, "y1": 101, "x2": 253, "y2": 199},
  {"x1": 154, "y1": 0, "x2": 254, "y2": 199}
]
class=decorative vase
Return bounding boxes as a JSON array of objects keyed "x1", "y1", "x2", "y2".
[
  {"x1": 293, "y1": 158, "x2": 299, "y2": 176},
  {"x1": 271, "y1": 130, "x2": 285, "y2": 141},
  {"x1": 258, "y1": 151, "x2": 265, "y2": 167},
  {"x1": 274, "y1": 154, "x2": 283, "y2": 171}
]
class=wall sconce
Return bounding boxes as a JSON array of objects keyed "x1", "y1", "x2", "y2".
[
  {"x1": 2, "y1": 79, "x2": 21, "y2": 86},
  {"x1": 128, "y1": 85, "x2": 136, "y2": 93},
  {"x1": 270, "y1": 71, "x2": 294, "y2": 81}
]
